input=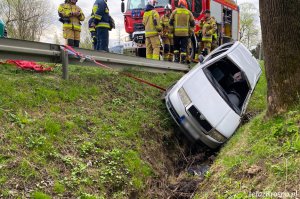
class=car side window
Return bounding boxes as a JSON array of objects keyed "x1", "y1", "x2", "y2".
[{"x1": 204, "y1": 57, "x2": 251, "y2": 115}]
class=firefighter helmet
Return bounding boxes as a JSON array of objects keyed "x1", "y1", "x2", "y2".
[
  {"x1": 148, "y1": 0, "x2": 157, "y2": 7},
  {"x1": 178, "y1": 0, "x2": 188, "y2": 8},
  {"x1": 164, "y1": 4, "x2": 172, "y2": 10}
]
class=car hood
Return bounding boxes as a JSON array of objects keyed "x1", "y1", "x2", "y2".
[{"x1": 182, "y1": 69, "x2": 240, "y2": 138}]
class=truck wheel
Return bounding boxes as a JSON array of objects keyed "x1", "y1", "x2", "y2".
[{"x1": 135, "y1": 48, "x2": 146, "y2": 57}]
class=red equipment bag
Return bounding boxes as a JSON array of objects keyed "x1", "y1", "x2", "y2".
[{"x1": 6, "y1": 60, "x2": 53, "y2": 72}]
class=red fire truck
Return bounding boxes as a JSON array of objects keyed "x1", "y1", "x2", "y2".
[{"x1": 121, "y1": 0, "x2": 239, "y2": 58}]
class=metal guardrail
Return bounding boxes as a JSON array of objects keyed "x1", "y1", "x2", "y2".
[{"x1": 0, "y1": 38, "x2": 189, "y2": 79}]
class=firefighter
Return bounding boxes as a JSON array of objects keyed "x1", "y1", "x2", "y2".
[
  {"x1": 143, "y1": 0, "x2": 162, "y2": 60},
  {"x1": 186, "y1": 24, "x2": 195, "y2": 64},
  {"x1": 88, "y1": 16, "x2": 97, "y2": 50},
  {"x1": 202, "y1": 10, "x2": 217, "y2": 54},
  {"x1": 211, "y1": 16, "x2": 218, "y2": 51},
  {"x1": 58, "y1": 0, "x2": 85, "y2": 47},
  {"x1": 194, "y1": 18, "x2": 205, "y2": 62},
  {"x1": 169, "y1": 0, "x2": 195, "y2": 64},
  {"x1": 92, "y1": 0, "x2": 115, "y2": 52},
  {"x1": 160, "y1": 4, "x2": 173, "y2": 61}
]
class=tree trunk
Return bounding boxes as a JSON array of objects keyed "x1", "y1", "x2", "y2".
[{"x1": 259, "y1": 0, "x2": 300, "y2": 116}]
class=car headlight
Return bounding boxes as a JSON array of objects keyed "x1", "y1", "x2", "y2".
[
  {"x1": 209, "y1": 130, "x2": 227, "y2": 143},
  {"x1": 178, "y1": 87, "x2": 192, "y2": 107}
]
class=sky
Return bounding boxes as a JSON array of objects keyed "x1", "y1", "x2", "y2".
[{"x1": 42, "y1": 0, "x2": 259, "y2": 45}]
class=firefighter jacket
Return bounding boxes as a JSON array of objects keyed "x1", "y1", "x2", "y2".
[
  {"x1": 58, "y1": 3, "x2": 85, "y2": 31},
  {"x1": 169, "y1": 7, "x2": 195, "y2": 37},
  {"x1": 88, "y1": 17, "x2": 96, "y2": 39},
  {"x1": 143, "y1": 4, "x2": 162, "y2": 38},
  {"x1": 92, "y1": 0, "x2": 111, "y2": 29},
  {"x1": 160, "y1": 15, "x2": 173, "y2": 39},
  {"x1": 202, "y1": 17, "x2": 217, "y2": 42}
]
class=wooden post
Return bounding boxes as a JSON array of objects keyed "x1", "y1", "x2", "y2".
[{"x1": 61, "y1": 49, "x2": 69, "y2": 80}]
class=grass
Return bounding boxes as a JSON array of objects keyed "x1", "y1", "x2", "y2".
[
  {"x1": 0, "y1": 63, "x2": 184, "y2": 198},
  {"x1": 197, "y1": 63, "x2": 300, "y2": 198},
  {"x1": 2, "y1": 61, "x2": 298, "y2": 198}
]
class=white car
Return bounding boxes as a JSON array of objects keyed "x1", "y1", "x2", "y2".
[{"x1": 165, "y1": 42, "x2": 261, "y2": 148}]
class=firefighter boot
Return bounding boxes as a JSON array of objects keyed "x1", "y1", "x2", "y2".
[
  {"x1": 163, "y1": 54, "x2": 169, "y2": 61},
  {"x1": 186, "y1": 54, "x2": 191, "y2": 64},
  {"x1": 168, "y1": 53, "x2": 173, "y2": 62},
  {"x1": 180, "y1": 53, "x2": 187, "y2": 64},
  {"x1": 174, "y1": 51, "x2": 180, "y2": 63}
]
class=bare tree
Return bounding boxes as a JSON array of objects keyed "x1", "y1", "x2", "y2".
[
  {"x1": 260, "y1": 0, "x2": 300, "y2": 116},
  {"x1": 0, "y1": 0, "x2": 55, "y2": 41},
  {"x1": 53, "y1": 31, "x2": 62, "y2": 45},
  {"x1": 79, "y1": 15, "x2": 93, "y2": 50},
  {"x1": 239, "y1": 2, "x2": 260, "y2": 49}
]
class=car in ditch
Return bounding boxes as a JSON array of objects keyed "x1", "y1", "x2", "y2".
[{"x1": 165, "y1": 41, "x2": 262, "y2": 149}]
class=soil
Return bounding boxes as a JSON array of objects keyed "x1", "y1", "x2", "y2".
[{"x1": 144, "y1": 125, "x2": 219, "y2": 199}]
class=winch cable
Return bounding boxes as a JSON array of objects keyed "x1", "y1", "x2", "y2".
[{"x1": 62, "y1": 45, "x2": 167, "y2": 92}]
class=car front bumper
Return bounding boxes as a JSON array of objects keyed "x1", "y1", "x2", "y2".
[{"x1": 166, "y1": 94, "x2": 222, "y2": 149}]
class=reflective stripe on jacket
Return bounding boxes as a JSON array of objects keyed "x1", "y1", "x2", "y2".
[
  {"x1": 170, "y1": 8, "x2": 194, "y2": 37},
  {"x1": 161, "y1": 15, "x2": 173, "y2": 39},
  {"x1": 58, "y1": 3, "x2": 85, "y2": 31},
  {"x1": 202, "y1": 17, "x2": 217, "y2": 42},
  {"x1": 143, "y1": 10, "x2": 162, "y2": 37},
  {"x1": 93, "y1": 0, "x2": 111, "y2": 29}
]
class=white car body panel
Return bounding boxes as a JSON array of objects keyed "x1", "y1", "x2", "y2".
[
  {"x1": 227, "y1": 43, "x2": 262, "y2": 89},
  {"x1": 165, "y1": 41, "x2": 261, "y2": 148},
  {"x1": 183, "y1": 70, "x2": 240, "y2": 138}
]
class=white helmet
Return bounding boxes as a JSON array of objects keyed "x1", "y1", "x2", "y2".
[
  {"x1": 148, "y1": 0, "x2": 157, "y2": 6},
  {"x1": 164, "y1": 4, "x2": 172, "y2": 10}
]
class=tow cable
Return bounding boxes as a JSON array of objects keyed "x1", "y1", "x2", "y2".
[
  {"x1": 0, "y1": 46, "x2": 168, "y2": 92},
  {"x1": 62, "y1": 45, "x2": 167, "y2": 92}
]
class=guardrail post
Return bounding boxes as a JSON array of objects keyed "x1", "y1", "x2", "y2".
[{"x1": 61, "y1": 49, "x2": 69, "y2": 80}]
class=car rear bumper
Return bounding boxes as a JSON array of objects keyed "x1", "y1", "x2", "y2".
[{"x1": 165, "y1": 95, "x2": 221, "y2": 149}]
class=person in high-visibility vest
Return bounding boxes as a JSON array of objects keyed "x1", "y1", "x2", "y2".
[
  {"x1": 58, "y1": 0, "x2": 85, "y2": 47},
  {"x1": 92, "y1": 0, "x2": 115, "y2": 52},
  {"x1": 202, "y1": 10, "x2": 217, "y2": 54},
  {"x1": 160, "y1": 4, "x2": 174, "y2": 61},
  {"x1": 88, "y1": 15, "x2": 97, "y2": 50},
  {"x1": 194, "y1": 18, "x2": 205, "y2": 62},
  {"x1": 169, "y1": 0, "x2": 195, "y2": 64},
  {"x1": 143, "y1": 0, "x2": 162, "y2": 60},
  {"x1": 211, "y1": 16, "x2": 219, "y2": 51}
]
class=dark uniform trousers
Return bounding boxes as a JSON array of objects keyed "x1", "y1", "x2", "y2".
[
  {"x1": 174, "y1": 36, "x2": 189, "y2": 56},
  {"x1": 96, "y1": 28, "x2": 109, "y2": 52}
]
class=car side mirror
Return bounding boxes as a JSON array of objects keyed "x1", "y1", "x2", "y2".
[{"x1": 121, "y1": 0, "x2": 125, "y2": 13}]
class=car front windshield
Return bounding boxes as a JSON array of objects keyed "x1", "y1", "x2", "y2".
[{"x1": 127, "y1": 0, "x2": 170, "y2": 10}]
